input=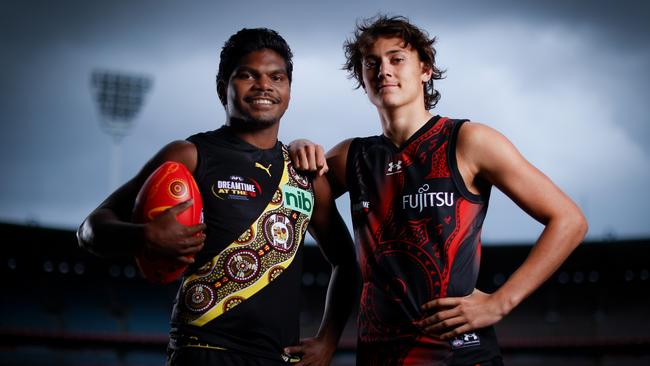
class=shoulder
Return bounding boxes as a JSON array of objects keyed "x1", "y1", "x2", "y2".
[
  {"x1": 456, "y1": 121, "x2": 526, "y2": 181},
  {"x1": 326, "y1": 138, "x2": 357, "y2": 171},
  {"x1": 457, "y1": 121, "x2": 498, "y2": 141},
  {"x1": 156, "y1": 140, "x2": 198, "y2": 173},
  {"x1": 457, "y1": 122, "x2": 514, "y2": 155},
  {"x1": 328, "y1": 138, "x2": 355, "y2": 157},
  {"x1": 160, "y1": 140, "x2": 197, "y2": 157},
  {"x1": 186, "y1": 127, "x2": 229, "y2": 145},
  {"x1": 324, "y1": 138, "x2": 356, "y2": 197},
  {"x1": 332, "y1": 134, "x2": 386, "y2": 159}
]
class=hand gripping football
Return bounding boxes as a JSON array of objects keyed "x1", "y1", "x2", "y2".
[{"x1": 133, "y1": 161, "x2": 203, "y2": 284}]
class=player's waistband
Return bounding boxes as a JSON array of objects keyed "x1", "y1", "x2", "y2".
[
  {"x1": 169, "y1": 334, "x2": 300, "y2": 363},
  {"x1": 170, "y1": 335, "x2": 228, "y2": 351}
]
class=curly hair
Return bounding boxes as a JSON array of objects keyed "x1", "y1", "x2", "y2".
[
  {"x1": 216, "y1": 28, "x2": 293, "y2": 106},
  {"x1": 343, "y1": 15, "x2": 444, "y2": 110}
]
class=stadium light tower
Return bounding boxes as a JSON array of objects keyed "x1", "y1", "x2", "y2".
[{"x1": 91, "y1": 70, "x2": 152, "y2": 191}]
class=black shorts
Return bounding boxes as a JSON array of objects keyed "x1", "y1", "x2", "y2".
[
  {"x1": 457, "y1": 355, "x2": 504, "y2": 366},
  {"x1": 166, "y1": 346, "x2": 293, "y2": 366}
]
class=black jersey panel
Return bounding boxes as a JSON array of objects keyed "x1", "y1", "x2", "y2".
[
  {"x1": 187, "y1": 126, "x2": 283, "y2": 263},
  {"x1": 346, "y1": 117, "x2": 500, "y2": 365},
  {"x1": 447, "y1": 120, "x2": 490, "y2": 204},
  {"x1": 167, "y1": 126, "x2": 311, "y2": 361}
]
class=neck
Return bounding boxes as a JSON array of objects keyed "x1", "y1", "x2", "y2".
[
  {"x1": 226, "y1": 119, "x2": 280, "y2": 149},
  {"x1": 378, "y1": 105, "x2": 433, "y2": 147}
]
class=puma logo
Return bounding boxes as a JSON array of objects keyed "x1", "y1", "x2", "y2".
[{"x1": 255, "y1": 162, "x2": 272, "y2": 177}]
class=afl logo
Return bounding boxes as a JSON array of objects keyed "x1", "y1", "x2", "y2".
[
  {"x1": 450, "y1": 332, "x2": 481, "y2": 349},
  {"x1": 451, "y1": 339, "x2": 464, "y2": 348}
]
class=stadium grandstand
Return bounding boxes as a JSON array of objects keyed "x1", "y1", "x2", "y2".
[{"x1": 1, "y1": 223, "x2": 648, "y2": 366}]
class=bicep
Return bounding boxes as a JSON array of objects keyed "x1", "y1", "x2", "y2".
[
  {"x1": 467, "y1": 125, "x2": 576, "y2": 225},
  {"x1": 325, "y1": 139, "x2": 353, "y2": 198}
]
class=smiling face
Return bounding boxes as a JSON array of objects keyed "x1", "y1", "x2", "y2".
[
  {"x1": 223, "y1": 48, "x2": 291, "y2": 129},
  {"x1": 361, "y1": 37, "x2": 432, "y2": 112}
]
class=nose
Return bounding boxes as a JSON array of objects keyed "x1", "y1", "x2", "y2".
[
  {"x1": 377, "y1": 60, "x2": 392, "y2": 79},
  {"x1": 253, "y1": 75, "x2": 273, "y2": 91}
]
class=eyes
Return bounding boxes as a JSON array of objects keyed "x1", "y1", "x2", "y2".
[
  {"x1": 363, "y1": 58, "x2": 378, "y2": 69},
  {"x1": 235, "y1": 71, "x2": 255, "y2": 80},
  {"x1": 235, "y1": 70, "x2": 287, "y2": 83},
  {"x1": 270, "y1": 73, "x2": 286, "y2": 82},
  {"x1": 363, "y1": 55, "x2": 406, "y2": 70}
]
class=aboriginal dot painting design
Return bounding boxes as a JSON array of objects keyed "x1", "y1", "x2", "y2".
[{"x1": 179, "y1": 146, "x2": 313, "y2": 326}]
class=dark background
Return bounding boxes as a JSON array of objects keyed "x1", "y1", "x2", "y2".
[
  {"x1": 1, "y1": 223, "x2": 648, "y2": 366},
  {"x1": 2, "y1": 0, "x2": 650, "y2": 242}
]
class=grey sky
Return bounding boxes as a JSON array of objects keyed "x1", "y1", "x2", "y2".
[{"x1": 1, "y1": 0, "x2": 649, "y2": 243}]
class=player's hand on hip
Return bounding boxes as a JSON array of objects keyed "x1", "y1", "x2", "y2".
[
  {"x1": 288, "y1": 139, "x2": 329, "y2": 176},
  {"x1": 417, "y1": 289, "x2": 504, "y2": 340},
  {"x1": 142, "y1": 199, "x2": 206, "y2": 263},
  {"x1": 284, "y1": 336, "x2": 335, "y2": 366}
]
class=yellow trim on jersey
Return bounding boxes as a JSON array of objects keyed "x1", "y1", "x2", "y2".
[
  {"x1": 179, "y1": 150, "x2": 313, "y2": 327},
  {"x1": 181, "y1": 343, "x2": 228, "y2": 351},
  {"x1": 190, "y1": 254, "x2": 297, "y2": 326}
]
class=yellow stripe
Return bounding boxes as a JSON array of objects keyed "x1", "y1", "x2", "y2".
[
  {"x1": 183, "y1": 166, "x2": 288, "y2": 285},
  {"x1": 181, "y1": 343, "x2": 228, "y2": 351},
  {"x1": 183, "y1": 153, "x2": 311, "y2": 326},
  {"x1": 190, "y1": 254, "x2": 298, "y2": 326}
]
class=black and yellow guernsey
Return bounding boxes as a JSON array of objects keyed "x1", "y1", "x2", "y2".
[{"x1": 168, "y1": 126, "x2": 314, "y2": 362}]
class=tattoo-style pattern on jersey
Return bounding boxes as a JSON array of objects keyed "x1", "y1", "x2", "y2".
[{"x1": 348, "y1": 117, "x2": 500, "y2": 365}]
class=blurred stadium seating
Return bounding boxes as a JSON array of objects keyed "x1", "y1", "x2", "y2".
[{"x1": 1, "y1": 223, "x2": 648, "y2": 366}]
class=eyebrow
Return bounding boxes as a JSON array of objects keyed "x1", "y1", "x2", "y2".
[
  {"x1": 235, "y1": 66, "x2": 288, "y2": 75},
  {"x1": 364, "y1": 48, "x2": 408, "y2": 58}
]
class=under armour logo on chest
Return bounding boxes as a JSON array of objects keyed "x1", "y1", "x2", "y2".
[{"x1": 386, "y1": 160, "x2": 403, "y2": 175}]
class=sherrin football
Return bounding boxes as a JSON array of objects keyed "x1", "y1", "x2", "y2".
[{"x1": 133, "y1": 161, "x2": 203, "y2": 284}]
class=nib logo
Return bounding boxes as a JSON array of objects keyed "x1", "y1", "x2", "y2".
[{"x1": 283, "y1": 186, "x2": 313, "y2": 216}]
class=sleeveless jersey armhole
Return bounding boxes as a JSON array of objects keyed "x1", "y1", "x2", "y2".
[
  {"x1": 344, "y1": 138, "x2": 361, "y2": 192},
  {"x1": 186, "y1": 138, "x2": 205, "y2": 183},
  {"x1": 447, "y1": 120, "x2": 489, "y2": 203}
]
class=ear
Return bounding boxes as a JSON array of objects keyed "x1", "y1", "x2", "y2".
[
  {"x1": 421, "y1": 63, "x2": 433, "y2": 83},
  {"x1": 217, "y1": 80, "x2": 227, "y2": 106}
]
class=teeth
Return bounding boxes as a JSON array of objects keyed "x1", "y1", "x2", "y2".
[{"x1": 251, "y1": 99, "x2": 272, "y2": 105}]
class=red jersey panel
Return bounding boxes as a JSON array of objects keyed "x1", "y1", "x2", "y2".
[{"x1": 346, "y1": 117, "x2": 500, "y2": 365}]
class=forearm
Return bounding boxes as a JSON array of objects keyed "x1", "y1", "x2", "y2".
[
  {"x1": 77, "y1": 208, "x2": 145, "y2": 258},
  {"x1": 315, "y1": 262, "x2": 358, "y2": 346},
  {"x1": 492, "y1": 213, "x2": 588, "y2": 315},
  {"x1": 308, "y1": 171, "x2": 358, "y2": 347}
]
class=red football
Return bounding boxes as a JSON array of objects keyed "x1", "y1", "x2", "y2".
[{"x1": 133, "y1": 161, "x2": 203, "y2": 284}]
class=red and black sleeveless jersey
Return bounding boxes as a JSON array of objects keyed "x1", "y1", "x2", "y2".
[{"x1": 346, "y1": 116, "x2": 500, "y2": 365}]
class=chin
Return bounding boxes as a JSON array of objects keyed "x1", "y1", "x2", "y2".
[{"x1": 373, "y1": 99, "x2": 401, "y2": 109}]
